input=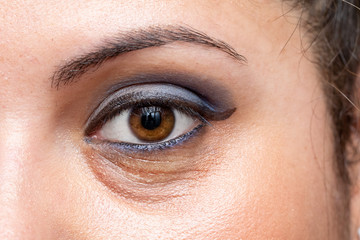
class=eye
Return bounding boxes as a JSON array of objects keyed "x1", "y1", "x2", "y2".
[
  {"x1": 85, "y1": 83, "x2": 235, "y2": 151},
  {"x1": 97, "y1": 105, "x2": 201, "y2": 145}
]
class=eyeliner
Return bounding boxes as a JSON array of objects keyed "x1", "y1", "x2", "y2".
[{"x1": 85, "y1": 83, "x2": 235, "y2": 135}]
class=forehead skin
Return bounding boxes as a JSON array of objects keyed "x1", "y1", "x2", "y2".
[{"x1": 0, "y1": 0, "x2": 346, "y2": 239}]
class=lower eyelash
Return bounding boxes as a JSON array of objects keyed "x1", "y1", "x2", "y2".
[{"x1": 102, "y1": 124, "x2": 204, "y2": 152}]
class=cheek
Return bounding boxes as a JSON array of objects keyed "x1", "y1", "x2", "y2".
[
  {"x1": 39, "y1": 114, "x2": 335, "y2": 240},
  {"x1": 188, "y1": 57, "x2": 339, "y2": 238},
  {"x1": 225, "y1": 95, "x2": 336, "y2": 237}
]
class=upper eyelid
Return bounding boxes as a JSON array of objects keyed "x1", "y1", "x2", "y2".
[
  {"x1": 103, "y1": 72, "x2": 235, "y2": 108},
  {"x1": 92, "y1": 72, "x2": 237, "y2": 117}
]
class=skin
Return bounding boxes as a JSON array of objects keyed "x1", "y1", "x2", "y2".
[{"x1": 0, "y1": 0, "x2": 359, "y2": 239}]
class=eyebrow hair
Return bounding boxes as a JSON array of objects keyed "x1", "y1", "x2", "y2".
[{"x1": 51, "y1": 25, "x2": 247, "y2": 89}]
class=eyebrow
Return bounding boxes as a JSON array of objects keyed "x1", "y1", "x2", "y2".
[{"x1": 51, "y1": 25, "x2": 247, "y2": 89}]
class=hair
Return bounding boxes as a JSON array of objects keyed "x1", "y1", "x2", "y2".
[
  {"x1": 287, "y1": 0, "x2": 360, "y2": 183},
  {"x1": 287, "y1": 0, "x2": 360, "y2": 237}
]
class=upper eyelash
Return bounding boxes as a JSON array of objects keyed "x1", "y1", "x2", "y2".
[{"x1": 84, "y1": 83, "x2": 229, "y2": 136}]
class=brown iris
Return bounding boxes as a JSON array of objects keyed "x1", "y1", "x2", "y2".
[{"x1": 129, "y1": 106, "x2": 175, "y2": 142}]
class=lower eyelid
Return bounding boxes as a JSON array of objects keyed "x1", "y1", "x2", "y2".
[{"x1": 84, "y1": 150, "x2": 196, "y2": 202}]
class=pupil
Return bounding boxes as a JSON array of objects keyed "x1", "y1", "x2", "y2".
[{"x1": 141, "y1": 107, "x2": 162, "y2": 130}]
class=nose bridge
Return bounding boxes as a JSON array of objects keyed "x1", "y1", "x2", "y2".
[
  {"x1": 0, "y1": 116, "x2": 50, "y2": 239},
  {"x1": 0, "y1": 5, "x2": 60, "y2": 239},
  {"x1": 0, "y1": 119, "x2": 34, "y2": 239}
]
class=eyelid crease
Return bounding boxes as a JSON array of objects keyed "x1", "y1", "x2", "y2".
[{"x1": 104, "y1": 72, "x2": 235, "y2": 106}]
